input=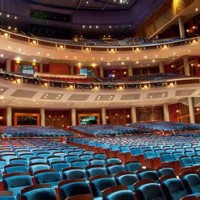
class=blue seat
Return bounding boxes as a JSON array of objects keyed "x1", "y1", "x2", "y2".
[
  {"x1": 106, "y1": 158, "x2": 121, "y2": 164},
  {"x1": 156, "y1": 167, "x2": 176, "y2": 177},
  {"x1": 106, "y1": 163, "x2": 126, "y2": 175},
  {"x1": 58, "y1": 179, "x2": 92, "y2": 200},
  {"x1": 79, "y1": 154, "x2": 94, "y2": 161},
  {"x1": 5, "y1": 164, "x2": 28, "y2": 174},
  {"x1": 50, "y1": 161, "x2": 70, "y2": 175},
  {"x1": 191, "y1": 155, "x2": 200, "y2": 165},
  {"x1": 102, "y1": 185, "x2": 135, "y2": 200},
  {"x1": 62, "y1": 167, "x2": 87, "y2": 180},
  {"x1": 160, "y1": 175, "x2": 188, "y2": 200},
  {"x1": 180, "y1": 172, "x2": 200, "y2": 196},
  {"x1": 89, "y1": 159, "x2": 106, "y2": 166},
  {"x1": 21, "y1": 183, "x2": 57, "y2": 200},
  {"x1": 136, "y1": 169, "x2": 159, "y2": 182},
  {"x1": 144, "y1": 150, "x2": 158, "y2": 159},
  {"x1": 135, "y1": 180, "x2": 166, "y2": 200},
  {"x1": 29, "y1": 162, "x2": 50, "y2": 176},
  {"x1": 125, "y1": 161, "x2": 142, "y2": 173},
  {"x1": 0, "y1": 191, "x2": 17, "y2": 200},
  {"x1": 3, "y1": 172, "x2": 32, "y2": 200},
  {"x1": 89, "y1": 175, "x2": 117, "y2": 198},
  {"x1": 115, "y1": 171, "x2": 138, "y2": 191},
  {"x1": 29, "y1": 157, "x2": 46, "y2": 164},
  {"x1": 160, "y1": 153, "x2": 176, "y2": 163},
  {"x1": 180, "y1": 156, "x2": 195, "y2": 167},
  {"x1": 64, "y1": 155, "x2": 79, "y2": 163},
  {"x1": 93, "y1": 154, "x2": 107, "y2": 160},
  {"x1": 47, "y1": 156, "x2": 63, "y2": 165},
  {"x1": 86, "y1": 165, "x2": 108, "y2": 178},
  {"x1": 34, "y1": 169, "x2": 61, "y2": 187},
  {"x1": 9, "y1": 158, "x2": 28, "y2": 167},
  {"x1": 71, "y1": 160, "x2": 89, "y2": 168}
]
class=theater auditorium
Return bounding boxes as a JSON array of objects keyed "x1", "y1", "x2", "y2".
[{"x1": 0, "y1": 0, "x2": 200, "y2": 199}]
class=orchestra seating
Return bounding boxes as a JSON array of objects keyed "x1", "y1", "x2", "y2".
[{"x1": 0, "y1": 124, "x2": 199, "y2": 199}]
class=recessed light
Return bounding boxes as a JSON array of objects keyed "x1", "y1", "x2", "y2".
[{"x1": 195, "y1": 8, "x2": 199, "y2": 12}]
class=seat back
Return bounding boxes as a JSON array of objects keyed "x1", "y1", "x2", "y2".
[
  {"x1": 21, "y1": 183, "x2": 57, "y2": 200},
  {"x1": 58, "y1": 179, "x2": 91, "y2": 200},
  {"x1": 137, "y1": 169, "x2": 159, "y2": 182},
  {"x1": 3, "y1": 172, "x2": 32, "y2": 190},
  {"x1": 86, "y1": 165, "x2": 108, "y2": 178},
  {"x1": 180, "y1": 172, "x2": 200, "y2": 194},
  {"x1": 4, "y1": 164, "x2": 28, "y2": 174},
  {"x1": 106, "y1": 163, "x2": 126, "y2": 175},
  {"x1": 115, "y1": 172, "x2": 138, "y2": 191},
  {"x1": 62, "y1": 167, "x2": 87, "y2": 180},
  {"x1": 34, "y1": 169, "x2": 61, "y2": 185},
  {"x1": 135, "y1": 181, "x2": 166, "y2": 200},
  {"x1": 125, "y1": 161, "x2": 142, "y2": 173},
  {"x1": 102, "y1": 185, "x2": 135, "y2": 200},
  {"x1": 29, "y1": 162, "x2": 50, "y2": 175},
  {"x1": 160, "y1": 175, "x2": 188, "y2": 200},
  {"x1": 89, "y1": 175, "x2": 117, "y2": 197}
]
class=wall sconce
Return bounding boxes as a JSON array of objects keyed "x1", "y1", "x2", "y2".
[
  {"x1": 3, "y1": 32, "x2": 10, "y2": 38},
  {"x1": 107, "y1": 48, "x2": 116, "y2": 53},
  {"x1": 141, "y1": 84, "x2": 149, "y2": 89},
  {"x1": 30, "y1": 39, "x2": 38, "y2": 45},
  {"x1": 82, "y1": 46, "x2": 91, "y2": 52},
  {"x1": 15, "y1": 57, "x2": 21, "y2": 64},
  {"x1": 56, "y1": 44, "x2": 65, "y2": 50}
]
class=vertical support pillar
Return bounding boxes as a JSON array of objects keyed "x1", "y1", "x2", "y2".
[
  {"x1": 101, "y1": 108, "x2": 107, "y2": 125},
  {"x1": 178, "y1": 17, "x2": 185, "y2": 39},
  {"x1": 188, "y1": 97, "x2": 195, "y2": 124},
  {"x1": 71, "y1": 108, "x2": 76, "y2": 126},
  {"x1": 6, "y1": 106, "x2": 12, "y2": 126},
  {"x1": 39, "y1": 63, "x2": 43, "y2": 73},
  {"x1": 6, "y1": 59, "x2": 11, "y2": 72},
  {"x1": 70, "y1": 66, "x2": 74, "y2": 75},
  {"x1": 159, "y1": 62, "x2": 164, "y2": 74},
  {"x1": 99, "y1": 66, "x2": 104, "y2": 78},
  {"x1": 128, "y1": 65, "x2": 133, "y2": 76},
  {"x1": 40, "y1": 108, "x2": 45, "y2": 126},
  {"x1": 183, "y1": 56, "x2": 190, "y2": 76},
  {"x1": 163, "y1": 104, "x2": 170, "y2": 122},
  {"x1": 131, "y1": 106, "x2": 137, "y2": 123}
]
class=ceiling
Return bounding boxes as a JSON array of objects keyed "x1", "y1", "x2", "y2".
[
  {"x1": 0, "y1": 0, "x2": 164, "y2": 39},
  {"x1": 24, "y1": 0, "x2": 137, "y2": 10}
]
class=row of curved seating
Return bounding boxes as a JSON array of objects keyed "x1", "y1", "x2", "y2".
[
  {"x1": 1, "y1": 169, "x2": 200, "y2": 200},
  {"x1": 2, "y1": 126, "x2": 73, "y2": 138}
]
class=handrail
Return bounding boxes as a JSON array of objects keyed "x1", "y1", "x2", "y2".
[{"x1": 0, "y1": 28, "x2": 198, "y2": 51}]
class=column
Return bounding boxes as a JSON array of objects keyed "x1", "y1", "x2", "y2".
[
  {"x1": 71, "y1": 108, "x2": 76, "y2": 126},
  {"x1": 131, "y1": 106, "x2": 137, "y2": 123},
  {"x1": 128, "y1": 65, "x2": 133, "y2": 76},
  {"x1": 39, "y1": 63, "x2": 43, "y2": 73},
  {"x1": 188, "y1": 97, "x2": 195, "y2": 123},
  {"x1": 6, "y1": 106, "x2": 12, "y2": 126},
  {"x1": 183, "y1": 56, "x2": 190, "y2": 76},
  {"x1": 99, "y1": 66, "x2": 104, "y2": 78},
  {"x1": 178, "y1": 17, "x2": 185, "y2": 39},
  {"x1": 101, "y1": 108, "x2": 107, "y2": 125},
  {"x1": 159, "y1": 62, "x2": 164, "y2": 74},
  {"x1": 163, "y1": 104, "x2": 170, "y2": 122},
  {"x1": 40, "y1": 108, "x2": 45, "y2": 126},
  {"x1": 70, "y1": 66, "x2": 74, "y2": 75},
  {"x1": 6, "y1": 59, "x2": 11, "y2": 72}
]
